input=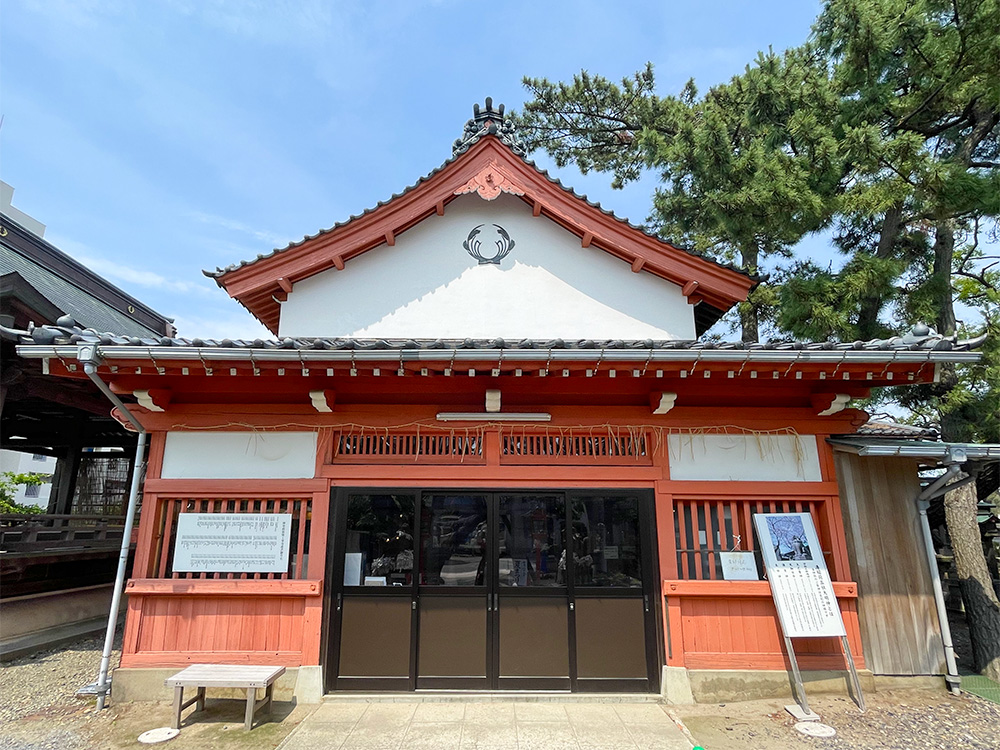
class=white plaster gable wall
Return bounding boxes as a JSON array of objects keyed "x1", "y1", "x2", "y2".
[{"x1": 278, "y1": 194, "x2": 696, "y2": 339}]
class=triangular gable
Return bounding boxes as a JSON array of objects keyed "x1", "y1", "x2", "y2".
[
  {"x1": 278, "y1": 192, "x2": 700, "y2": 340},
  {"x1": 208, "y1": 102, "x2": 755, "y2": 336}
]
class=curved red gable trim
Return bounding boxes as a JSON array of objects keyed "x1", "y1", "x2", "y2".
[{"x1": 215, "y1": 137, "x2": 755, "y2": 334}]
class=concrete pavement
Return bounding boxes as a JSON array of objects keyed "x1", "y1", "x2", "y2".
[{"x1": 278, "y1": 700, "x2": 695, "y2": 750}]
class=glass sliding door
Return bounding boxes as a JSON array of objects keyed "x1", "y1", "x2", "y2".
[
  {"x1": 569, "y1": 492, "x2": 660, "y2": 691},
  {"x1": 326, "y1": 492, "x2": 418, "y2": 691},
  {"x1": 496, "y1": 494, "x2": 570, "y2": 689},
  {"x1": 326, "y1": 488, "x2": 659, "y2": 693},
  {"x1": 416, "y1": 493, "x2": 490, "y2": 689}
]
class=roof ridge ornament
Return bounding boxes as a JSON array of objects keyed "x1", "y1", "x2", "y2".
[{"x1": 453, "y1": 98, "x2": 526, "y2": 157}]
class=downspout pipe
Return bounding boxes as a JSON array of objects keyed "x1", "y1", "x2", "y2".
[
  {"x1": 81, "y1": 353, "x2": 147, "y2": 711},
  {"x1": 915, "y1": 461, "x2": 976, "y2": 695}
]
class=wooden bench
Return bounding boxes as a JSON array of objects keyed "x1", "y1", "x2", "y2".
[{"x1": 164, "y1": 664, "x2": 286, "y2": 730}]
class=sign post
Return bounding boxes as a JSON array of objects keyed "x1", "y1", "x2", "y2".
[{"x1": 753, "y1": 512, "x2": 865, "y2": 715}]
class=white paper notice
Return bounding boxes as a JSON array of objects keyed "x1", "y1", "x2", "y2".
[
  {"x1": 720, "y1": 551, "x2": 759, "y2": 581},
  {"x1": 753, "y1": 512, "x2": 845, "y2": 638},
  {"x1": 344, "y1": 552, "x2": 363, "y2": 586},
  {"x1": 173, "y1": 513, "x2": 292, "y2": 573}
]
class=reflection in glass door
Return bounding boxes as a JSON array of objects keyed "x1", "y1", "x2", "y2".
[
  {"x1": 327, "y1": 493, "x2": 418, "y2": 691},
  {"x1": 571, "y1": 495, "x2": 656, "y2": 690}
]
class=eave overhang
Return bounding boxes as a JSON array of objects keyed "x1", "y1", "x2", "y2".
[{"x1": 16, "y1": 343, "x2": 983, "y2": 367}]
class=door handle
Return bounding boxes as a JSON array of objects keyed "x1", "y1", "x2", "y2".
[
  {"x1": 569, "y1": 601, "x2": 574, "y2": 611},
  {"x1": 494, "y1": 593, "x2": 499, "y2": 611},
  {"x1": 412, "y1": 600, "x2": 417, "y2": 611},
  {"x1": 643, "y1": 594, "x2": 650, "y2": 613},
  {"x1": 336, "y1": 593, "x2": 342, "y2": 612}
]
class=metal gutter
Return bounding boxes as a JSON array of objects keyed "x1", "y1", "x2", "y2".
[
  {"x1": 915, "y1": 461, "x2": 977, "y2": 695},
  {"x1": 77, "y1": 346, "x2": 147, "y2": 712},
  {"x1": 828, "y1": 439, "x2": 1000, "y2": 460},
  {"x1": 15, "y1": 344, "x2": 984, "y2": 366}
]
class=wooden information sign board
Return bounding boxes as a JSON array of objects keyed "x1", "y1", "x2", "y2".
[
  {"x1": 753, "y1": 512, "x2": 865, "y2": 715},
  {"x1": 173, "y1": 513, "x2": 292, "y2": 573}
]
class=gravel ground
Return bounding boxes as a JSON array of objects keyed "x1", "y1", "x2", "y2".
[
  {"x1": 0, "y1": 631, "x2": 307, "y2": 750},
  {"x1": 676, "y1": 689, "x2": 1000, "y2": 749},
  {"x1": 0, "y1": 630, "x2": 121, "y2": 750},
  {"x1": 2, "y1": 632, "x2": 999, "y2": 750}
]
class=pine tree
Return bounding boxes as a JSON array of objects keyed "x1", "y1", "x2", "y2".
[
  {"x1": 813, "y1": 0, "x2": 1000, "y2": 681},
  {"x1": 516, "y1": 0, "x2": 1000, "y2": 682},
  {"x1": 517, "y1": 47, "x2": 844, "y2": 342}
]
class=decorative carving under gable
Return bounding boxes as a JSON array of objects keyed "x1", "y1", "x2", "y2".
[{"x1": 454, "y1": 161, "x2": 526, "y2": 201}]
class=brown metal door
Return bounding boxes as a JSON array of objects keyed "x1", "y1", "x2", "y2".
[
  {"x1": 325, "y1": 490, "x2": 420, "y2": 692},
  {"x1": 567, "y1": 491, "x2": 660, "y2": 692}
]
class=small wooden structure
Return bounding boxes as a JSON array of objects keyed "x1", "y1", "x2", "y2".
[
  {"x1": 834, "y1": 453, "x2": 945, "y2": 675},
  {"x1": 831, "y1": 434, "x2": 1000, "y2": 683}
]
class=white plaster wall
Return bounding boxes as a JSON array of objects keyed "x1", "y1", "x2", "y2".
[
  {"x1": 278, "y1": 193, "x2": 696, "y2": 340},
  {"x1": 0, "y1": 449, "x2": 55, "y2": 505},
  {"x1": 160, "y1": 432, "x2": 317, "y2": 479},
  {"x1": 667, "y1": 434, "x2": 822, "y2": 482}
]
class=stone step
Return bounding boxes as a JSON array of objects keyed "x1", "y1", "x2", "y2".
[{"x1": 323, "y1": 691, "x2": 664, "y2": 703}]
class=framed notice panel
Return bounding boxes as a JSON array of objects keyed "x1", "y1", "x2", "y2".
[
  {"x1": 173, "y1": 513, "x2": 292, "y2": 573},
  {"x1": 753, "y1": 512, "x2": 845, "y2": 638},
  {"x1": 752, "y1": 511, "x2": 864, "y2": 715}
]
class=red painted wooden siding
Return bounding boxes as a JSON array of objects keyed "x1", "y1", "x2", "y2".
[
  {"x1": 120, "y1": 580, "x2": 323, "y2": 669},
  {"x1": 123, "y1": 424, "x2": 868, "y2": 677},
  {"x1": 662, "y1": 580, "x2": 864, "y2": 670}
]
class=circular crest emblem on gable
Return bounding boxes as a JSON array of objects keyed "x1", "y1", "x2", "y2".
[{"x1": 464, "y1": 224, "x2": 515, "y2": 265}]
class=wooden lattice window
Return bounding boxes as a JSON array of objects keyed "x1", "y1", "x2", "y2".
[
  {"x1": 501, "y1": 432, "x2": 651, "y2": 465},
  {"x1": 332, "y1": 432, "x2": 484, "y2": 463},
  {"x1": 673, "y1": 498, "x2": 834, "y2": 581},
  {"x1": 153, "y1": 497, "x2": 312, "y2": 580}
]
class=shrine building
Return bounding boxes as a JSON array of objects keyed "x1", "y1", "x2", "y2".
[{"x1": 13, "y1": 100, "x2": 985, "y2": 703}]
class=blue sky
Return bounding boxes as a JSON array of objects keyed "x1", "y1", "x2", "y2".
[{"x1": 2, "y1": 0, "x2": 828, "y2": 339}]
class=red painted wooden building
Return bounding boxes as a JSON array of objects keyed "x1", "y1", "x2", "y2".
[{"x1": 14, "y1": 101, "x2": 984, "y2": 702}]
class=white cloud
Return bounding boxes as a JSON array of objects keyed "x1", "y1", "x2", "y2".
[
  {"x1": 76, "y1": 255, "x2": 208, "y2": 294},
  {"x1": 49, "y1": 235, "x2": 214, "y2": 296},
  {"x1": 189, "y1": 211, "x2": 287, "y2": 247},
  {"x1": 175, "y1": 0, "x2": 340, "y2": 45}
]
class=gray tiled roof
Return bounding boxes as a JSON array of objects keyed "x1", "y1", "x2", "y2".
[
  {"x1": 1, "y1": 244, "x2": 164, "y2": 339},
  {"x1": 203, "y1": 101, "x2": 753, "y2": 283}
]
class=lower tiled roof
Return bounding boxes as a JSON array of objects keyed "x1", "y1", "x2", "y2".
[
  {"x1": 853, "y1": 421, "x2": 940, "y2": 439},
  {"x1": 5, "y1": 319, "x2": 987, "y2": 355}
]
